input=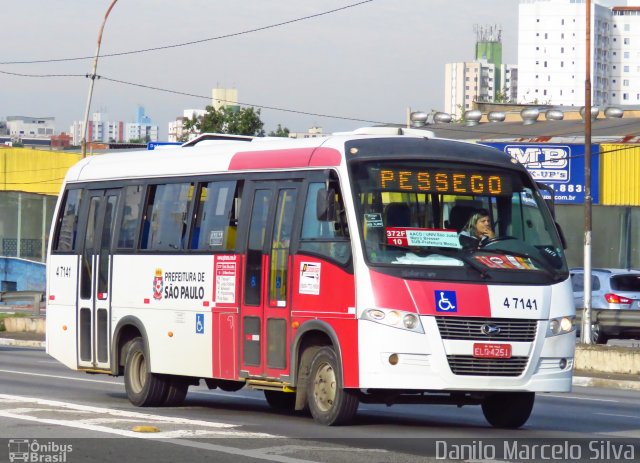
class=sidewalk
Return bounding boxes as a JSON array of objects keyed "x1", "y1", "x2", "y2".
[
  {"x1": 1, "y1": 330, "x2": 638, "y2": 391},
  {"x1": 0, "y1": 330, "x2": 46, "y2": 348}
]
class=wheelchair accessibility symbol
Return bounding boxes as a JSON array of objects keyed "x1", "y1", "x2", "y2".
[
  {"x1": 196, "y1": 313, "x2": 205, "y2": 334},
  {"x1": 435, "y1": 290, "x2": 457, "y2": 312}
]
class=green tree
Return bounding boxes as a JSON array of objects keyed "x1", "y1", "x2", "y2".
[
  {"x1": 494, "y1": 88, "x2": 510, "y2": 103},
  {"x1": 180, "y1": 105, "x2": 265, "y2": 141},
  {"x1": 268, "y1": 124, "x2": 290, "y2": 137}
]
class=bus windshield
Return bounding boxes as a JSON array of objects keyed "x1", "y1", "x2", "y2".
[{"x1": 350, "y1": 160, "x2": 568, "y2": 282}]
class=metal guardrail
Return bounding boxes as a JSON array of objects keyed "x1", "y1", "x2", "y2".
[
  {"x1": 0, "y1": 291, "x2": 44, "y2": 316},
  {"x1": 575, "y1": 308, "x2": 640, "y2": 342}
]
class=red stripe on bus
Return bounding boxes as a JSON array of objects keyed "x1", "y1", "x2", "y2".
[
  {"x1": 143, "y1": 298, "x2": 150, "y2": 304},
  {"x1": 309, "y1": 147, "x2": 342, "y2": 166},
  {"x1": 229, "y1": 147, "x2": 341, "y2": 170},
  {"x1": 49, "y1": 295, "x2": 55, "y2": 301},
  {"x1": 369, "y1": 270, "x2": 491, "y2": 316}
]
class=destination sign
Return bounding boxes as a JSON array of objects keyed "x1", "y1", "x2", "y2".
[{"x1": 374, "y1": 168, "x2": 512, "y2": 196}]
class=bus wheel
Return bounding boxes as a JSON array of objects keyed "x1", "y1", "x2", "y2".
[
  {"x1": 481, "y1": 392, "x2": 535, "y2": 429},
  {"x1": 162, "y1": 376, "x2": 189, "y2": 407},
  {"x1": 124, "y1": 337, "x2": 167, "y2": 407},
  {"x1": 306, "y1": 346, "x2": 359, "y2": 426},
  {"x1": 264, "y1": 390, "x2": 296, "y2": 411}
]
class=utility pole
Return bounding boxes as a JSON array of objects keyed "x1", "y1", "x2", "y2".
[
  {"x1": 582, "y1": 0, "x2": 593, "y2": 344},
  {"x1": 81, "y1": 0, "x2": 119, "y2": 158}
]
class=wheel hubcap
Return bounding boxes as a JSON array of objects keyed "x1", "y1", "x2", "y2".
[
  {"x1": 130, "y1": 351, "x2": 146, "y2": 393},
  {"x1": 313, "y1": 362, "x2": 337, "y2": 412}
]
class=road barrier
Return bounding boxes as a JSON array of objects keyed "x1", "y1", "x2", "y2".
[
  {"x1": 575, "y1": 308, "x2": 640, "y2": 343},
  {"x1": 0, "y1": 291, "x2": 44, "y2": 315}
]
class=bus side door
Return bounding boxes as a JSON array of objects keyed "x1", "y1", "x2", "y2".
[
  {"x1": 239, "y1": 180, "x2": 300, "y2": 379},
  {"x1": 76, "y1": 188, "x2": 120, "y2": 370}
]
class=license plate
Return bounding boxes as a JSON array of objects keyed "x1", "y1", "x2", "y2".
[{"x1": 473, "y1": 343, "x2": 512, "y2": 359}]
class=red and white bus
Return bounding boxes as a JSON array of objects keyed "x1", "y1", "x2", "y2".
[{"x1": 46, "y1": 128, "x2": 575, "y2": 427}]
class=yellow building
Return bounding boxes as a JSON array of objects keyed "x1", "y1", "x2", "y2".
[{"x1": 1, "y1": 147, "x2": 81, "y2": 290}]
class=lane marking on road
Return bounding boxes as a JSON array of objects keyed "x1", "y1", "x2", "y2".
[
  {"x1": 596, "y1": 413, "x2": 640, "y2": 420},
  {"x1": 0, "y1": 394, "x2": 237, "y2": 428},
  {"x1": 543, "y1": 394, "x2": 618, "y2": 403},
  {"x1": 0, "y1": 409, "x2": 271, "y2": 439},
  {"x1": 0, "y1": 368, "x2": 271, "y2": 404},
  {"x1": 0, "y1": 394, "x2": 339, "y2": 463},
  {"x1": 0, "y1": 368, "x2": 121, "y2": 385}
]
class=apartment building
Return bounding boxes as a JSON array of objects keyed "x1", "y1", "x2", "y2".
[
  {"x1": 444, "y1": 26, "x2": 517, "y2": 118},
  {"x1": 610, "y1": 5, "x2": 640, "y2": 104},
  {"x1": 6, "y1": 116, "x2": 55, "y2": 140},
  {"x1": 518, "y1": 0, "x2": 640, "y2": 106}
]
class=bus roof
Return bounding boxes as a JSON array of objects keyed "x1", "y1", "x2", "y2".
[{"x1": 62, "y1": 131, "x2": 517, "y2": 185}]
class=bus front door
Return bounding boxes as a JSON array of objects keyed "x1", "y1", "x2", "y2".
[
  {"x1": 77, "y1": 189, "x2": 120, "y2": 370},
  {"x1": 240, "y1": 181, "x2": 299, "y2": 379}
]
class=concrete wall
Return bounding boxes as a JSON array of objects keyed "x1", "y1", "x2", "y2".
[{"x1": 575, "y1": 344, "x2": 640, "y2": 375}]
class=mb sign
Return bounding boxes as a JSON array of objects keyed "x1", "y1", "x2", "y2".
[{"x1": 481, "y1": 143, "x2": 600, "y2": 205}]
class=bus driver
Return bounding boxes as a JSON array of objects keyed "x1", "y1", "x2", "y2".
[{"x1": 460, "y1": 209, "x2": 495, "y2": 247}]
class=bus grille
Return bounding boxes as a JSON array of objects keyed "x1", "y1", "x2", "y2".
[
  {"x1": 436, "y1": 317, "x2": 537, "y2": 342},
  {"x1": 446, "y1": 356, "x2": 529, "y2": 376}
]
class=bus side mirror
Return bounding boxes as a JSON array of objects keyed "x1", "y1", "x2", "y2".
[{"x1": 316, "y1": 188, "x2": 337, "y2": 221}]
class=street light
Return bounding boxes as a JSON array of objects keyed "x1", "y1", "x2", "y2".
[{"x1": 81, "y1": 0, "x2": 119, "y2": 158}]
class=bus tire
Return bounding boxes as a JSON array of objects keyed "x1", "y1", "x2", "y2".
[
  {"x1": 264, "y1": 390, "x2": 296, "y2": 411},
  {"x1": 481, "y1": 392, "x2": 535, "y2": 429},
  {"x1": 306, "y1": 346, "x2": 359, "y2": 426},
  {"x1": 162, "y1": 376, "x2": 189, "y2": 407},
  {"x1": 124, "y1": 337, "x2": 167, "y2": 407}
]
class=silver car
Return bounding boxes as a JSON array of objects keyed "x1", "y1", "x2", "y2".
[{"x1": 571, "y1": 268, "x2": 640, "y2": 343}]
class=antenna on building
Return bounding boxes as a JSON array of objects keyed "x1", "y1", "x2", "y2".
[{"x1": 475, "y1": 24, "x2": 503, "y2": 43}]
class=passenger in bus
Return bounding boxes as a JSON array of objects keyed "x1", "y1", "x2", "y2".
[{"x1": 460, "y1": 209, "x2": 495, "y2": 247}]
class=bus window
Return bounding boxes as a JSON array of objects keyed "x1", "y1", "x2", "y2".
[
  {"x1": 52, "y1": 189, "x2": 83, "y2": 252},
  {"x1": 191, "y1": 180, "x2": 240, "y2": 251},
  {"x1": 299, "y1": 182, "x2": 351, "y2": 265},
  {"x1": 141, "y1": 183, "x2": 193, "y2": 251},
  {"x1": 117, "y1": 185, "x2": 144, "y2": 249}
]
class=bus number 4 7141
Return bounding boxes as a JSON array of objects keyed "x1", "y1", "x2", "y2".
[{"x1": 503, "y1": 297, "x2": 538, "y2": 310}]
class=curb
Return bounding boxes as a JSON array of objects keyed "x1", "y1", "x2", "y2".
[
  {"x1": 0, "y1": 338, "x2": 45, "y2": 348},
  {"x1": 572, "y1": 375, "x2": 640, "y2": 391}
]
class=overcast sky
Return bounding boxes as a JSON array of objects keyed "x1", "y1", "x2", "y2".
[{"x1": 1, "y1": 0, "x2": 521, "y2": 137}]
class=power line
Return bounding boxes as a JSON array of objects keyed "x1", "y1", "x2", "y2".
[
  {"x1": 0, "y1": 69, "x2": 84, "y2": 78},
  {"x1": 2, "y1": 67, "x2": 639, "y2": 147},
  {"x1": 99, "y1": 75, "x2": 391, "y2": 125},
  {"x1": 0, "y1": 1, "x2": 374, "y2": 66}
]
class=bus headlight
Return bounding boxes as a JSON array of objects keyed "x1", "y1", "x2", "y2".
[
  {"x1": 547, "y1": 316, "x2": 575, "y2": 337},
  {"x1": 360, "y1": 308, "x2": 424, "y2": 334}
]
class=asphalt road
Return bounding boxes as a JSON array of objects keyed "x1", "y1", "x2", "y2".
[{"x1": 1, "y1": 345, "x2": 639, "y2": 463}]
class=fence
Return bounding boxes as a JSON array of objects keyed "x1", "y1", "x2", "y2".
[{"x1": 2, "y1": 238, "x2": 43, "y2": 260}]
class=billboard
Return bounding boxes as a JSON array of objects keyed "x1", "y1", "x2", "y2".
[{"x1": 481, "y1": 143, "x2": 600, "y2": 205}]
